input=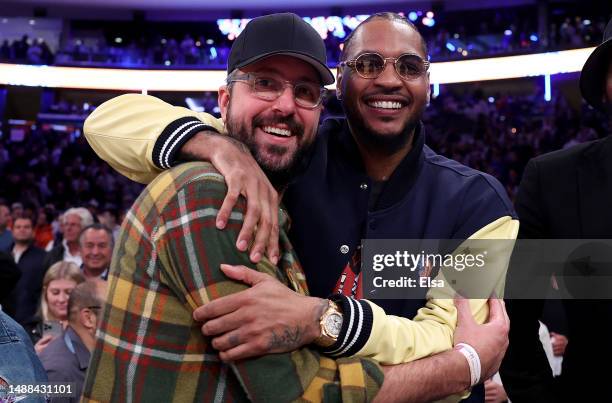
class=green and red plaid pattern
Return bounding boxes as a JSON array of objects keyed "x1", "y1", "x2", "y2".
[{"x1": 82, "y1": 162, "x2": 383, "y2": 403}]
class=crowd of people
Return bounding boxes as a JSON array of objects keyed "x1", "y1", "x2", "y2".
[
  {"x1": 0, "y1": 13, "x2": 607, "y2": 68},
  {"x1": 0, "y1": 84, "x2": 607, "y2": 228}
]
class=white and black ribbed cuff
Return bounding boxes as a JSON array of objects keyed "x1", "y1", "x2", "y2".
[
  {"x1": 320, "y1": 294, "x2": 374, "y2": 357},
  {"x1": 152, "y1": 117, "x2": 218, "y2": 169}
]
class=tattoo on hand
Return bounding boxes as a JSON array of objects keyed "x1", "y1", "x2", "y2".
[{"x1": 268, "y1": 326, "x2": 303, "y2": 351}]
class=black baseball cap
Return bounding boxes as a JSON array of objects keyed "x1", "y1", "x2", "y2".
[
  {"x1": 580, "y1": 17, "x2": 612, "y2": 110},
  {"x1": 227, "y1": 13, "x2": 335, "y2": 85}
]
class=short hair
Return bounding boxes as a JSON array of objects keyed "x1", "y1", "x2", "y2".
[
  {"x1": 68, "y1": 281, "x2": 104, "y2": 323},
  {"x1": 62, "y1": 207, "x2": 94, "y2": 227},
  {"x1": 13, "y1": 215, "x2": 34, "y2": 228},
  {"x1": 339, "y1": 12, "x2": 429, "y2": 62},
  {"x1": 79, "y1": 223, "x2": 114, "y2": 248},
  {"x1": 40, "y1": 261, "x2": 86, "y2": 321}
]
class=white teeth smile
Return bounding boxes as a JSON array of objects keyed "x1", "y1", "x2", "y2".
[
  {"x1": 262, "y1": 126, "x2": 292, "y2": 136},
  {"x1": 368, "y1": 101, "x2": 403, "y2": 109}
]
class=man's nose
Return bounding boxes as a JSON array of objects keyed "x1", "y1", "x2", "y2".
[
  {"x1": 272, "y1": 86, "x2": 297, "y2": 115},
  {"x1": 375, "y1": 61, "x2": 402, "y2": 88}
]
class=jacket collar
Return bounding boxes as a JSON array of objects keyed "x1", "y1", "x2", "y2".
[{"x1": 335, "y1": 118, "x2": 426, "y2": 209}]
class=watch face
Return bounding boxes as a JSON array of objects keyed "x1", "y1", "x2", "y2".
[{"x1": 324, "y1": 313, "x2": 343, "y2": 337}]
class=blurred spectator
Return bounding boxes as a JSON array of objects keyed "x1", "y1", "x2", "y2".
[
  {"x1": 7, "y1": 216, "x2": 47, "y2": 325},
  {"x1": 34, "y1": 206, "x2": 56, "y2": 250},
  {"x1": 38, "y1": 280, "x2": 106, "y2": 403},
  {"x1": 79, "y1": 224, "x2": 113, "y2": 280},
  {"x1": 0, "y1": 250, "x2": 22, "y2": 318},
  {"x1": 97, "y1": 204, "x2": 121, "y2": 241},
  {"x1": 24, "y1": 261, "x2": 85, "y2": 352},
  {"x1": 0, "y1": 203, "x2": 13, "y2": 251},
  {"x1": 43, "y1": 207, "x2": 94, "y2": 270},
  {"x1": 11, "y1": 202, "x2": 23, "y2": 225}
]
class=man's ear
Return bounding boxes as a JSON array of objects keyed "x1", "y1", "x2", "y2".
[
  {"x1": 218, "y1": 85, "x2": 230, "y2": 121},
  {"x1": 336, "y1": 66, "x2": 343, "y2": 101},
  {"x1": 80, "y1": 308, "x2": 96, "y2": 330}
]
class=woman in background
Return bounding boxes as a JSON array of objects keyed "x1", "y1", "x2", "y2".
[{"x1": 23, "y1": 261, "x2": 85, "y2": 353}]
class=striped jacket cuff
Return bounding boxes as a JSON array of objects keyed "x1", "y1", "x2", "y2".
[
  {"x1": 320, "y1": 294, "x2": 374, "y2": 358},
  {"x1": 152, "y1": 117, "x2": 219, "y2": 169}
]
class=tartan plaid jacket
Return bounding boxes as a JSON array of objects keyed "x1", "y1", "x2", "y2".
[{"x1": 82, "y1": 162, "x2": 383, "y2": 403}]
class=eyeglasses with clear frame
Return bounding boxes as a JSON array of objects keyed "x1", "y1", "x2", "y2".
[
  {"x1": 339, "y1": 52, "x2": 430, "y2": 80},
  {"x1": 227, "y1": 73, "x2": 327, "y2": 109}
]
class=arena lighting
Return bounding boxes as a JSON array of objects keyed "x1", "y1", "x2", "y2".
[
  {"x1": 544, "y1": 74, "x2": 552, "y2": 101},
  {"x1": 428, "y1": 47, "x2": 592, "y2": 84},
  {"x1": 432, "y1": 83, "x2": 440, "y2": 98},
  {"x1": 0, "y1": 48, "x2": 593, "y2": 91}
]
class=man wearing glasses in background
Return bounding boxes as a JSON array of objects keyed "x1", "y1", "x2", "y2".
[
  {"x1": 38, "y1": 281, "x2": 105, "y2": 403},
  {"x1": 84, "y1": 13, "x2": 515, "y2": 401}
]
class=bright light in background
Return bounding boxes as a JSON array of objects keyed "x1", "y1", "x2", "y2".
[
  {"x1": 216, "y1": 15, "x2": 370, "y2": 40},
  {"x1": 488, "y1": 97, "x2": 495, "y2": 103},
  {"x1": 342, "y1": 15, "x2": 369, "y2": 30},
  {"x1": 544, "y1": 74, "x2": 551, "y2": 101},
  {"x1": 422, "y1": 17, "x2": 435, "y2": 27},
  {"x1": 29, "y1": 19, "x2": 35, "y2": 25},
  {"x1": 185, "y1": 97, "x2": 205, "y2": 112},
  {"x1": 408, "y1": 12, "x2": 418, "y2": 22},
  {"x1": 115, "y1": 37, "x2": 123, "y2": 44},
  {"x1": 206, "y1": 39, "x2": 214, "y2": 45},
  {"x1": 583, "y1": 19, "x2": 591, "y2": 26},
  {"x1": 432, "y1": 83, "x2": 440, "y2": 98},
  {"x1": 210, "y1": 47, "x2": 217, "y2": 59},
  {"x1": 504, "y1": 30, "x2": 512, "y2": 36},
  {"x1": 0, "y1": 48, "x2": 591, "y2": 91},
  {"x1": 530, "y1": 34, "x2": 538, "y2": 42},
  {"x1": 446, "y1": 42, "x2": 456, "y2": 52},
  {"x1": 426, "y1": 11, "x2": 434, "y2": 18}
]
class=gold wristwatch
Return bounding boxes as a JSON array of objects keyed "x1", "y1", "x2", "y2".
[{"x1": 314, "y1": 300, "x2": 343, "y2": 347}]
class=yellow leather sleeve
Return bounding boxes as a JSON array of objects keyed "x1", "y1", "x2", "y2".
[{"x1": 357, "y1": 216, "x2": 519, "y2": 364}]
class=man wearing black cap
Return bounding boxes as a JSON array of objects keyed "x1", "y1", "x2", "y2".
[
  {"x1": 84, "y1": 12, "x2": 512, "y2": 402},
  {"x1": 82, "y1": 13, "x2": 389, "y2": 402},
  {"x1": 500, "y1": 17, "x2": 612, "y2": 403}
]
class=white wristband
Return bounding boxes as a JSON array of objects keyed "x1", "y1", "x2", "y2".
[{"x1": 455, "y1": 342, "x2": 481, "y2": 387}]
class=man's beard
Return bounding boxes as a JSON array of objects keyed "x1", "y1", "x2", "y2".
[
  {"x1": 342, "y1": 97, "x2": 423, "y2": 155},
  {"x1": 226, "y1": 104, "x2": 311, "y2": 190}
]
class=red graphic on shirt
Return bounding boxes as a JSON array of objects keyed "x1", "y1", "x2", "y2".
[{"x1": 334, "y1": 247, "x2": 362, "y2": 298}]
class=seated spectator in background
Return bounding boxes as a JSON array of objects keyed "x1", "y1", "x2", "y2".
[
  {"x1": 97, "y1": 204, "x2": 121, "y2": 241},
  {"x1": 24, "y1": 261, "x2": 85, "y2": 354},
  {"x1": 44, "y1": 207, "x2": 94, "y2": 270},
  {"x1": 0, "y1": 251, "x2": 22, "y2": 319},
  {"x1": 0, "y1": 203, "x2": 12, "y2": 251},
  {"x1": 10, "y1": 202, "x2": 23, "y2": 226},
  {"x1": 39, "y1": 280, "x2": 106, "y2": 403},
  {"x1": 0, "y1": 310, "x2": 48, "y2": 403},
  {"x1": 79, "y1": 224, "x2": 112, "y2": 280},
  {"x1": 34, "y1": 206, "x2": 56, "y2": 250},
  {"x1": 7, "y1": 216, "x2": 47, "y2": 325}
]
